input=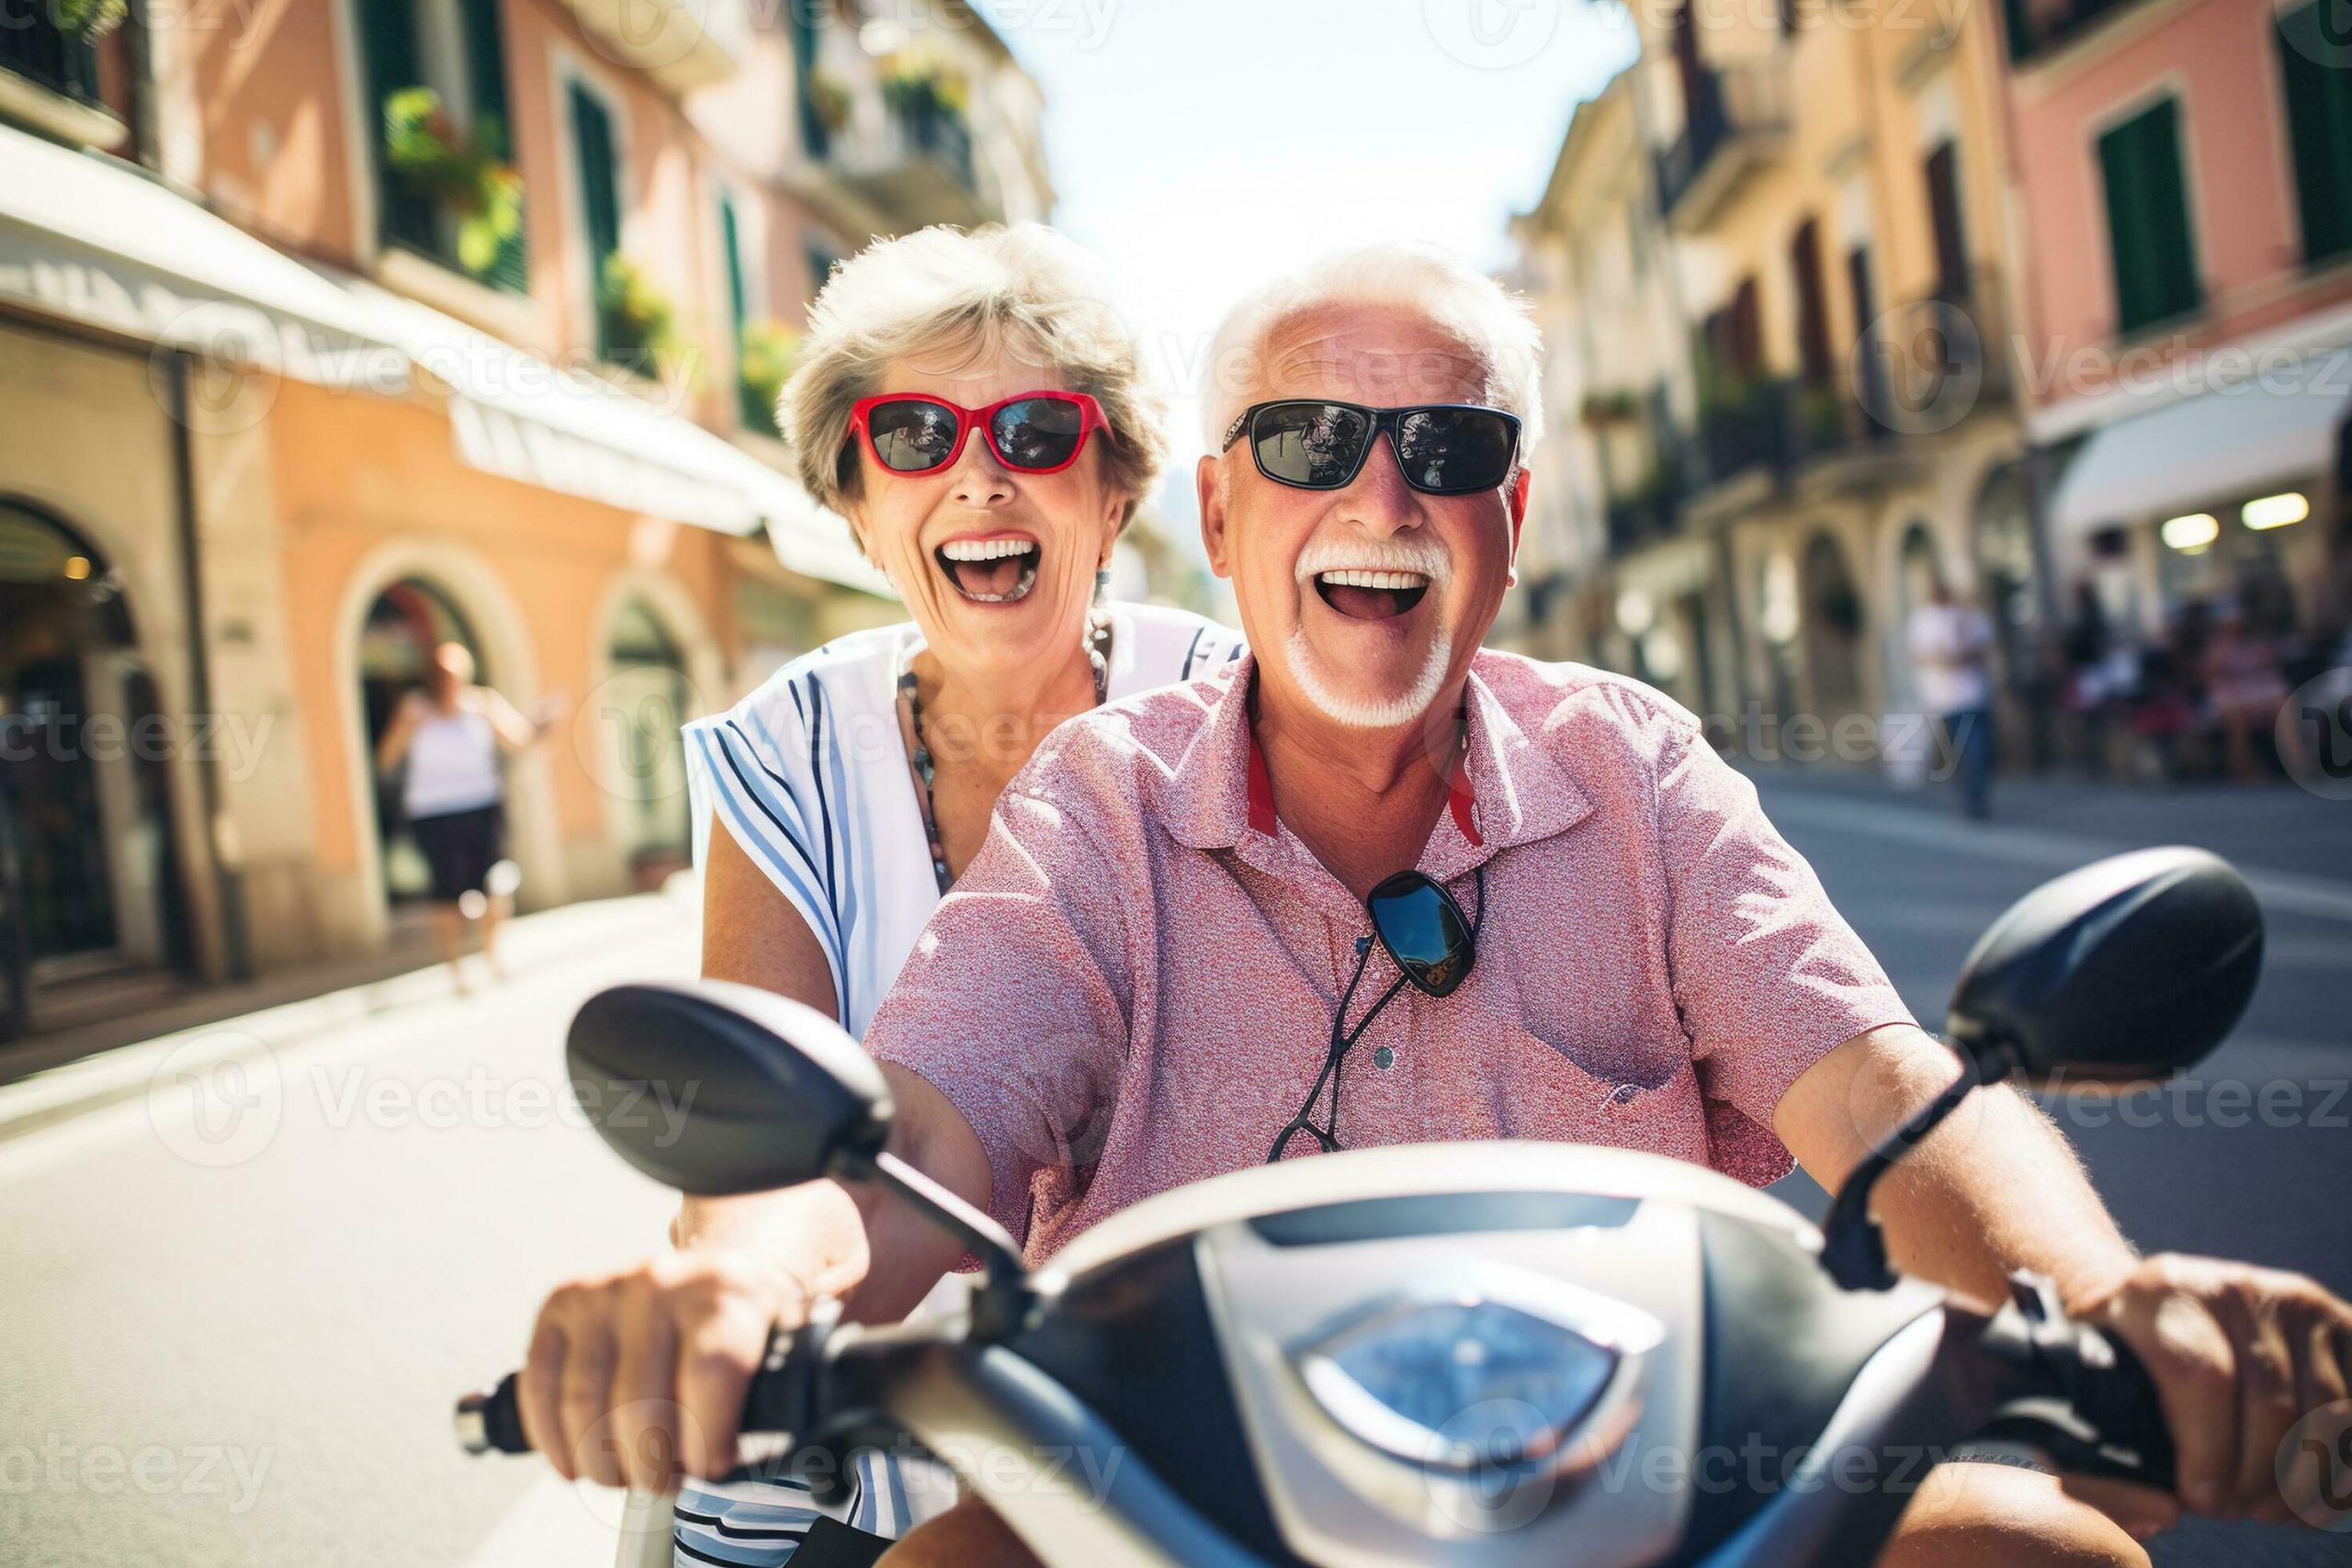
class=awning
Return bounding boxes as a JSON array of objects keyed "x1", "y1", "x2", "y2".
[
  {"x1": 0, "y1": 125, "x2": 889, "y2": 596},
  {"x1": 0, "y1": 123, "x2": 404, "y2": 388},
  {"x1": 2049, "y1": 347, "x2": 2352, "y2": 536}
]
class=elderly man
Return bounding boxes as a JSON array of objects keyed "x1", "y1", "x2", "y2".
[{"x1": 523, "y1": 248, "x2": 2349, "y2": 1566}]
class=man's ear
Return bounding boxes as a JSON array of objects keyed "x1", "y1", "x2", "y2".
[
  {"x1": 1504, "y1": 464, "x2": 1532, "y2": 588},
  {"x1": 1197, "y1": 455, "x2": 1233, "y2": 579}
]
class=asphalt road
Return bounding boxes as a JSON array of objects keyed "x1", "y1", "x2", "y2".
[
  {"x1": 1753, "y1": 773, "x2": 2352, "y2": 1568},
  {"x1": 0, "y1": 773, "x2": 2346, "y2": 1566}
]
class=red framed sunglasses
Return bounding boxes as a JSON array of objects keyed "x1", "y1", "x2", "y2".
[{"x1": 845, "y1": 390, "x2": 1111, "y2": 478}]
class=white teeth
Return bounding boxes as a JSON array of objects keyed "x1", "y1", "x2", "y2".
[
  {"x1": 1316, "y1": 570, "x2": 1430, "y2": 591},
  {"x1": 956, "y1": 564, "x2": 1039, "y2": 604},
  {"x1": 939, "y1": 538, "x2": 1039, "y2": 561}
]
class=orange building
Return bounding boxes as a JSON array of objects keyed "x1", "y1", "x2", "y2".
[{"x1": 0, "y1": 0, "x2": 1051, "y2": 1039}]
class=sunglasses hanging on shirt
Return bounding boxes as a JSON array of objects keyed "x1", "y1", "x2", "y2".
[{"x1": 1269, "y1": 866, "x2": 1485, "y2": 1162}]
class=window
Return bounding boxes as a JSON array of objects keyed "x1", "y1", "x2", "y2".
[
  {"x1": 569, "y1": 80, "x2": 626, "y2": 360},
  {"x1": 2277, "y1": 1, "x2": 2352, "y2": 267},
  {"x1": 0, "y1": 11, "x2": 101, "y2": 107},
  {"x1": 1924, "y1": 141, "x2": 1968, "y2": 300},
  {"x1": 2097, "y1": 96, "x2": 2200, "y2": 333},
  {"x1": 719, "y1": 191, "x2": 770, "y2": 431},
  {"x1": 356, "y1": 0, "x2": 527, "y2": 290}
]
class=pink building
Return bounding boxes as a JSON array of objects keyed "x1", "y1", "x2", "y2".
[{"x1": 2001, "y1": 0, "x2": 2352, "y2": 639}]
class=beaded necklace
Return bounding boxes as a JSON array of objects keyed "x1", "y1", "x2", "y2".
[{"x1": 895, "y1": 615, "x2": 1113, "y2": 896}]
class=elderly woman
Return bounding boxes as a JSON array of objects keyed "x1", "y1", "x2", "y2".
[{"x1": 521, "y1": 223, "x2": 1238, "y2": 1562}]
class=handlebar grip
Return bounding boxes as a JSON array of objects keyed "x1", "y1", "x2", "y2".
[
  {"x1": 455, "y1": 1373, "x2": 533, "y2": 1456},
  {"x1": 457, "y1": 1319, "x2": 817, "y2": 1461},
  {"x1": 2074, "y1": 1325, "x2": 2177, "y2": 1495}
]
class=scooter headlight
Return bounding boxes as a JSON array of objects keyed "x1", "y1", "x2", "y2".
[{"x1": 1295, "y1": 1292, "x2": 1660, "y2": 1472}]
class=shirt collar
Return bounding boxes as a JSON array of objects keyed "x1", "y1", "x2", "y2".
[{"x1": 1163, "y1": 652, "x2": 1593, "y2": 873}]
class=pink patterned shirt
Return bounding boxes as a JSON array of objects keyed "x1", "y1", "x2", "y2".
[{"x1": 865, "y1": 651, "x2": 1914, "y2": 1265}]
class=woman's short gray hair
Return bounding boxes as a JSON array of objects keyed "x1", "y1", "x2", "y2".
[
  {"x1": 781, "y1": 223, "x2": 1169, "y2": 530},
  {"x1": 1200, "y1": 243, "x2": 1545, "y2": 459}
]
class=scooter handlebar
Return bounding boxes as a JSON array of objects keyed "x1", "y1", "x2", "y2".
[{"x1": 455, "y1": 1321, "x2": 812, "y2": 1461}]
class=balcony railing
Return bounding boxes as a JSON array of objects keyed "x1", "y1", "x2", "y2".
[
  {"x1": 0, "y1": 14, "x2": 103, "y2": 107},
  {"x1": 2002, "y1": 0, "x2": 2154, "y2": 64},
  {"x1": 1655, "y1": 54, "x2": 1792, "y2": 228}
]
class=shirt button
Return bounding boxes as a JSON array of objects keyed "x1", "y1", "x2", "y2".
[{"x1": 1373, "y1": 1046, "x2": 1395, "y2": 1070}]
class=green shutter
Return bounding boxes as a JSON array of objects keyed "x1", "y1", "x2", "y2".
[
  {"x1": 571, "y1": 83, "x2": 623, "y2": 359},
  {"x1": 2278, "y1": 2, "x2": 2352, "y2": 266},
  {"x1": 359, "y1": 0, "x2": 435, "y2": 253},
  {"x1": 462, "y1": 1, "x2": 528, "y2": 292},
  {"x1": 721, "y1": 194, "x2": 765, "y2": 428},
  {"x1": 2099, "y1": 98, "x2": 2200, "y2": 334},
  {"x1": 571, "y1": 84, "x2": 622, "y2": 264}
]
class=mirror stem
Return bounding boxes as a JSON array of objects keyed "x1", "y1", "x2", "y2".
[
  {"x1": 838, "y1": 1147, "x2": 1035, "y2": 1337},
  {"x1": 1820, "y1": 1036, "x2": 2018, "y2": 1291}
]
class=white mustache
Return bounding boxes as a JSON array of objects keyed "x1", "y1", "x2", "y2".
[{"x1": 1294, "y1": 534, "x2": 1452, "y2": 587}]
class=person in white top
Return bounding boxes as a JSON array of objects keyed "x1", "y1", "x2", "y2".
[
  {"x1": 373, "y1": 642, "x2": 551, "y2": 987},
  {"x1": 518, "y1": 224, "x2": 1240, "y2": 1564},
  {"x1": 1905, "y1": 573, "x2": 1996, "y2": 819}
]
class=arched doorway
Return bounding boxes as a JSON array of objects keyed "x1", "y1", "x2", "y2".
[
  {"x1": 1888, "y1": 521, "x2": 1943, "y2": 711},
  {"x1": 358, "y1": 579, "x2": 487, "y2": 907},
  {"x1": 600, "y1": 596, "x2": 694, "y2": 890},
  {"x1": 0, "y1": 502, "x2": 190, "y2": 1040},
  {"x1": 1799, "y1": 530, "x2": 1865, "y2": 718}
]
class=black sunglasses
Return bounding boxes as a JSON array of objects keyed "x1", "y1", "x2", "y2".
[
  {"x1": 1221, "y1": 400, "x2": 1521, "y2": 497},
  {"x1": 1269, "y1": 866, "x2": 1485, "y2": 1162}
]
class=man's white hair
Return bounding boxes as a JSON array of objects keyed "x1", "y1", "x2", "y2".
[{"x1": 1199, "y1": 243, "x2": 1546, "y2": 457}]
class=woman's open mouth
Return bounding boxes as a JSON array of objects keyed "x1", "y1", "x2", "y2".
[
  {"x1": 936, "y1": 536, "x2": 1039, "y2": 604},
  {"x1": 1313, "y1": 569, "x2": 1430, "y2": 622}
]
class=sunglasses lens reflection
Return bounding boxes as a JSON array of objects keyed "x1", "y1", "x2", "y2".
[
  {"x1": 868, "y1": 399, "x2": 962, "y2": 471},
  {"x1": 1395, "y1": 408, "x2": 1517, "y2": 494},
  {"x1": 1368, "y1": 875, "x2": 1473, "y2": 996},
  {"x1": 1251, "y1": 401, "x2": 1371, "y2": 488},
  {"x1": 990, "y1": 397, "x2": 1086, "y2": 471}
]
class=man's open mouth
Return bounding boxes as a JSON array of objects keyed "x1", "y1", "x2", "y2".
[
  {"x1": 936, "y1": 537, "x2": 1039, "y2": 604},
  {"x1": 1312, "y1": 569, "x2": 1430, "y2": 622}
]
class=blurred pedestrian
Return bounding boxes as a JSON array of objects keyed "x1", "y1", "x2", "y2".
[
  {"x1": 373, "y1": 642, "x2": 550, "y2": 989},
  {"x1": 1907, "y1": 571, "x2": 1996, "y2": 818},
  {"x1": 2060, "y1": 581, "x2": 2113, "y2": 778},
  {"x1": 2203, "y1": 602, "x2": 2290, "y2": 782}
]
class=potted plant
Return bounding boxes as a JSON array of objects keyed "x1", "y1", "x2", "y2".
[
  {"x1": 803, "y1": 68, "x2": 853, "y2": 135},
  {"x1": 880, "y1": 52, "x2": 967, "y2": 124},
  {"x1": 383, "y1": 86, "x2": 525, "y2": 280},
  {"x1": 737, "y1": 320, "x2": 800, "y2": 434},
  {"x1": 1578, "y1": 389, "x2": 1641, "y2": 424},
  {"x1": 597, "y1": 254, "x2": 686, "y2": 380},
  {"x1": 55, "y1": 0, "x2": 128, "y2": 38}
]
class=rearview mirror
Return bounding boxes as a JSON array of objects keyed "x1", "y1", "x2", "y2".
[
  {"x1": 1945, "y1": 846, "x2": 2262, "y2": 1086},
  {"x1": 1823, "y1": 846, "x2": 2262, "y2": 1291},
  {"x1": 566, "y1": 981, "x2": 890, "y2": 1195},
  {"x1": 564, "y1": 981, "x2": 1033, "y2": 1308}
]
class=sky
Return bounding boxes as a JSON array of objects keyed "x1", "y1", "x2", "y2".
[{"x1": 967, "y1": 0, "x2": 1639, "y2": 490}]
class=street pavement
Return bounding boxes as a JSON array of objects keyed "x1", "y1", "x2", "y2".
[{"x1": 0, "y1": 772, "x2": 2346, "y2": 1566}]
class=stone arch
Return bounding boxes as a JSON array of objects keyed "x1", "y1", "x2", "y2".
[
  {"x1": 330, "y1": 536, "x2": 561, "y2": 947},
  {"x1": 580, "y1": 565, "x2": 727, "y2": 895}
]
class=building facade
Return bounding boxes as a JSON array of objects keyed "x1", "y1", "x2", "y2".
[
  {"x1": 2003, "y1": 0, "x2": 2352, "y2": 655},
  {"x1": 0, "y1": 0, "x2": 1050, "y2": 1040}
]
